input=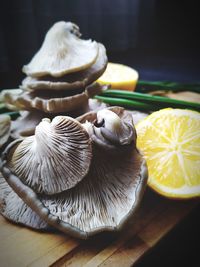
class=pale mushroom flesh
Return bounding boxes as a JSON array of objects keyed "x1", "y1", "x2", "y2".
[
  {"x1": 21, "y1": 43, "x2": 107, "y2": 91},
  {"x1": 22, "y1": 21, "x2": 99, "y2": 77}
]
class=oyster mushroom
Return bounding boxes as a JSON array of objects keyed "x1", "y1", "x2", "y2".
[
  {"x1": 0, "y1": 172, "x2": 48, "y2": 230},
  {"x1": 1, "y1": 108, "x2": 147, "y2": 239},
  {"x1": 4, "y1": 83, "x2": 104, "y2": 113},
  {"x1": 0, "y1": 114, "x2": 11, "y2": 148},
  {"x1": 21, "y1": 43, "x2": 107, "y2": 91},
  {"x1": 8, "y1": 116, "x2": 92, "y2": 195},
  {"x1": 22, "y1": 21, "x2": 99, "y2": 78}
]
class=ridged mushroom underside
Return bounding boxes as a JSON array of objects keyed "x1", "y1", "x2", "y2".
[
  {"x1": 22, "y1": 21, "x2": 99, "y2": 77},
  {"x1": 41, "y1": 147, "x2": 147, "y2": 232},
  {"x1": 0, "y1": 108, "x2": 148, "y2": 238},
  {"x1": 9, "y1": 116, "x2": 92, "y2": 194},
  {"x1": 0, "y1": 173, "x2": 48, "y2": 229}
]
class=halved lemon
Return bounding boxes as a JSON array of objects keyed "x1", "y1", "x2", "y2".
[
  {"x1": 97, "y1": 62, "x2": 138, "y2": 91},
  {"x1": 136, "y1": 108, "x2": 200, "y2": 199}
]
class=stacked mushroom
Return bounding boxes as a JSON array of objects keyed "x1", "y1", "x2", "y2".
[
  {"x1": 3, "y1": 21, "x2": 108, "y2": 139},
  {"x1": 0, "y1": 107, "x2": 148, "y2": 239}
]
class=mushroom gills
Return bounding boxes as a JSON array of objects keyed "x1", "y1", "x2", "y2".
[
  {"x1": 0, "y1": 108, "x2": 148, "y2": 238},
  {"x1": 8, "y1": 116, "x2": 92, "y2": 195},
  {"x1": 0, "y1": 172, "x2": 48, "y2": 230}
]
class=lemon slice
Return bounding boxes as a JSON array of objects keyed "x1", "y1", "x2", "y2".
[
  {"x1": 136, "y1": 108, "x2": 200, "y2": 199},
  {"x1": 97, "y1": 62, "x2": 139, "y2": 91}
]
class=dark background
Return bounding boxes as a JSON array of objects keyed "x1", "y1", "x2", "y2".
[
  {"x1": 0, "y1": 1, "x2": 199, "y2": 266},
  {"x1": 0, "y1": 0, "x2": 200, "y2": 89}
]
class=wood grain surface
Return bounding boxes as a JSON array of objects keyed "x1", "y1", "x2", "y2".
[{"x1": 0, "y1": 189, "x2": 198, "y2": 267}]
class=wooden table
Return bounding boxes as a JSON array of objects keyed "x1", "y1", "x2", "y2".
[{"x1": 0, "y1": 189, "x2": 198, "y2": 267}]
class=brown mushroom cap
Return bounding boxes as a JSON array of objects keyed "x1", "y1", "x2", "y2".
[
  {"x1": 0, "y1": 114, "x2": 11, "y2": 148},
  {"x1": 0, "y1": 172, "x2": 48, "y2": 230},
  {"x1": 8, "y1": 116, "x2": 92, "y2": 195},
  {"x1": 22, "y1": 21, "x2": 99, "y2": 78},
  {"x1": 21, "y1": 44, "x2": 107, "y2": 91},
  {"x1": 4, "y1": 83, "x2": 103, "y2": 113},
  {"x1": 1, "y1": 110, "x2": 148, "y2": 239}
]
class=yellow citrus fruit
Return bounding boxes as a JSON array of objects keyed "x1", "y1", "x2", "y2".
[
  {"x1": 97, "y1": 62, "x2": 139, "y2": 91},
  {"x1": 136, "y1": 108, "x2": 200, "y2": 199}
]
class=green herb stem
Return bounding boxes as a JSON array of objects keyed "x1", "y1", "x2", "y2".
[
  {"x1": 100, "y1": 90, "x2": 200, "y2": 111},
  {"x1": 95, "y1": 95, "x2": 159, "y2": 111}
]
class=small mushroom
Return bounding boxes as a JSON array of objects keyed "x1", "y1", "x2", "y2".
[
  {"x1": 8, "y1": 116, "x2": 92, "y2": 194},
  {"x1": 80, "y1": 107, "x2": 136, "y2": 150},
  {"x1": 4, "y1": 83, "x2": 104, "y2": 113},
  {"x1": 21, "y1": 44, "x2": 107, "y2": 91},
  {"x1": 0, "y1": 114, "x2": 11, "y2": 148},
  {"x1": 22, "y1": 21, "x2": 99, "y2": 78},
  {"x1": 0, "y1": 172, "x2": 48, "y2": 230},
  {"x1": 1, "y1": 109, "x2": 147, "y2": 239}
]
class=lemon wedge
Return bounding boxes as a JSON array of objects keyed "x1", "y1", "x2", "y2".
[
  {"x1": 136, "y1": 108, "x2": 200, "y2": 199},
  {"x1": 97, "y1": 62, "x2": 138, "y2": 91}
]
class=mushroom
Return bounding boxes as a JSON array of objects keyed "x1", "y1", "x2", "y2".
[
  {"x1": 4, "y1": 83, "x2": 104, "y2": 113},
  {"x1": 21, "y1": 43, "x2": 107, "y2": 91},
  {"x1": 8, "y1": 116, "x2": 92, "y2": 195},
  {"x1": 22, "y1": 21, "x2": 99, "y2": 77},
  {"x1": 1, "y1": 108, "x2": 148, "y2": 239},
  {"x1": 79, "y1": 106, "x2": 136, "y2": 150},
  {"x1": 0, "y1": 114, "x2": 11, "y2": 148},
  {"x1": 0, "y1": 172, "x2": 48, "y2": 230}
]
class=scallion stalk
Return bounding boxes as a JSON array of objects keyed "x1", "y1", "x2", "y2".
[
  {"x1": 95, "y1": 95, "x2": 159, "y2": 111},
  {"x1": 99, "y1": 90, "x2": 200, "y2": 111}
]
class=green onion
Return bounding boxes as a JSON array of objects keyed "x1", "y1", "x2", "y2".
[
  {"x1": 97, "y1": 90, "x2": 200, "y2": 111},
  {"x1": 95, "y1": 95, "x2": 159, "y2": 111},
  {"x1": 136, "y1": 80, "x2": 200, "y2": 93}
]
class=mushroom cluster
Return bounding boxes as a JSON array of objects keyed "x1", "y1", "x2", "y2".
[
  {"x1": 0, "y1": 107, "x2": 148, "y2": 239},
  {"x1": 3, "y1": 21, "x2": 108, "y2": 139}
]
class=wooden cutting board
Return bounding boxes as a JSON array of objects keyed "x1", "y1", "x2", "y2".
[{"x1": 0, "y1": 189, "x2": 198, "y2": 267}]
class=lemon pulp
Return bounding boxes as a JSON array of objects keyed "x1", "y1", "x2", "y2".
[
  {"x1": 136, "y1": 108, "x2": 200, "y2": 199},
  {"x1": 97, "y1": 62, "x2": 138, "y2": 91}
]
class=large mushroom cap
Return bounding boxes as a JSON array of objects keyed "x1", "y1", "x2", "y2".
[
  {"x1": 4, "y1": 83, "x2": 104, "y2": 113},
  {"x1": 0, "y1": 172, "x2": 48, "y2": 230},
  {"x1": 1, "y1": 108, "x2": 148, "y2": 239},
  {"x1": 21, "y1": 43, "x2": 107, "y2": 91},
  {"x1": 22, "y1": 21, "x2": 99, "y2": 77},
  {"x1": 8, "y1": 116, "x2": 92, "y2": 195}
]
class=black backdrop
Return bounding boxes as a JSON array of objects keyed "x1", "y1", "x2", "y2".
[
  {"x1": 0, "y1": 1, "x2": 200, "y2": 266},
  {"x1": 0, "y1": 0, "x2": 200, "y2": 88}
]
